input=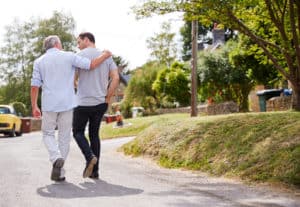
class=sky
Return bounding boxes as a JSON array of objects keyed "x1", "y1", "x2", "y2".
[{"x1": 0, "y1": 0, "x2": 184, "y2": 69}]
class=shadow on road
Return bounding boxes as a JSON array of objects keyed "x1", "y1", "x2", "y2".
[
  {"x1": 148, "y1": 182, "x2": 293, "y2": 207},
  {"x1": 37, "y1": 179, "x2": 143, "y2": 198}
]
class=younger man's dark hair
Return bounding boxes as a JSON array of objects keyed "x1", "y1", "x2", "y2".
[{"x1": 78, "y1": 32, "x2": 95, "y2": 43}]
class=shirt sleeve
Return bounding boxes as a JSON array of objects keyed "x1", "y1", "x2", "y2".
[
  {"x1": 31, "y1": 60, "x2": 42, "y2": 87},
  {"x1": 71, "y1": 53, "x2": 91, "y2": 70}
]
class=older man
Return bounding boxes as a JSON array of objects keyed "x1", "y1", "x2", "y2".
[{"x1": 31, "y1": 35, "x2": 111, "y2": 182}]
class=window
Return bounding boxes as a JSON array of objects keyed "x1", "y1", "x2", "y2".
[{"x1": 0, "y1": 107, "x2": 11, "y2": 114}]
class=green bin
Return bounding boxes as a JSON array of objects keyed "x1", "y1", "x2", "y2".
[{"x1": 256, "y1": 89, "x2": 283, "y2": 112}]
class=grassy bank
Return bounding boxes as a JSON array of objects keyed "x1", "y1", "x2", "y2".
[
  {"x1": 100, "y1": 113, "x2": 189, "y2": 139},
  {"x1": 121, "y1": 112, "x2": 300, "y2": 188}
]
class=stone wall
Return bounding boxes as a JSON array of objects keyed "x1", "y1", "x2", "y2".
[
  {"x1": 157, "y1": 101, "x2": 239, "y2": 116},
  {"x1": 206, "y1": 101, "x2": 239, "y2": 115},
  {"x1": 266, "y1": 96, "x2": 292, "y2": 111},
  {"x1": 157, "y1": 105, "x2": 207, "y2": 115},
  {"x1": 30, "y1": 118, "x2": 42, "y2": 132}
]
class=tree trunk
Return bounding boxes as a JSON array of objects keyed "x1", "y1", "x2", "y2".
[{"x1": 291, "y1": 83, "x2": 300, "y2": 111}]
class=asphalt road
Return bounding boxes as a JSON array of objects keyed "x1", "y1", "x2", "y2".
[{"x1": 0, "y1": 132, "x2": 299, "y2": 207}]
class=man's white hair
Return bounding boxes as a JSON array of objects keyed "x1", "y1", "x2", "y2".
[{"x1": 43, "y1": 35, "x2": 61, "y2": 51}]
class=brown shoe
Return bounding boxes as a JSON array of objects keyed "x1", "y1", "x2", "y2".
[
  {"x1": 51, "y1": 158, "x2": 64, "y2": 181},
  {"x1": 83, "y1": 156, "x2": 97, "y2": 178},
  {"x1": 53, "y1": 177, "x2": 66, "y2": 182},
  {"x1": 89, "y1": 172, "x2": 99, "y2": 179}
]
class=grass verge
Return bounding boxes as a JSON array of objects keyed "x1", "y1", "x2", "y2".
[
  {"x1": 121, "y1": 112, "x2": 300, "y2": 189},
  {"x1": 100, "y1": 113, "x2": 189, "y2": 139}
]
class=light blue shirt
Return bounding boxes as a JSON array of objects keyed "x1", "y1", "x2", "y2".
[{"x1": 31, "y1": 48, "x2": 91, "y2": 112}]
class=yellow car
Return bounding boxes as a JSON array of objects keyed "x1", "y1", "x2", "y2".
[{"x1": 0, "y1": 105, "x2": 22, "y2": 137}]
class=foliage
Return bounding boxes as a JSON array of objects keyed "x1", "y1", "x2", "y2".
[
  {"x1": 180, "y1": 20, "x2": 237, "y2": 61},
  {"x1": 121, "y1": 61, "x2": 164, "y2": 117},
  {"x1": 11, "y1": 102, "x2": 27, "y2": 116},
  {"x1": 229, "y1": 35, "x2": 281, "y2": 87},
  {"x1": 0, "y1": 77, "x2": 32, "y2": 112},
  {"x1": 198, "y1": 41, "x2": 254, "y2": 111},
  {"x1": 122, "y1": 111, "x2": 300, "y2": 188},
  {"x1": 33, "y1": 11, "x2": 76, "y2": 54},
  {"x1": 0, "y1": 11, "x2": 77, "y2": 113},
  {"x1": 146, "y1": 22, "x2": 177, "y2": 67},
  {"x1": 132, "y1": 0, "x2": 300, "y2": 110},
  {"x1": 152, "y1": 61, "x2": 190, "y2": 106},
  {"x1": 0, "y1": 19, "x2": 35, "y2": 80}
]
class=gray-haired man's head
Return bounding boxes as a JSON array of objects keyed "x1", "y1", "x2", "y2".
[{"x1": 43, "y1": 35, "x2": 61, "y2": 51}]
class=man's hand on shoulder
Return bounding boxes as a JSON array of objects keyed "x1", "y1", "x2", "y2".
[
  {"x1": 90, "y1": 50, "x2": 112, "y2": 69},
  {"x1": 102, "y1": 50, "x2": 112, "y2": 59}
]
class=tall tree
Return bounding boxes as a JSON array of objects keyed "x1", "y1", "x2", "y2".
[
  {"x1": 146, "y1": 22, "x2": 177, "y2": 67},
  {"x1": 0, "y1": 11, "x2": 76, "y2": 112},
  {"x1": 34, "y1": 11, "x2": 76, "y2": 54},
  {"x1": 132, "y1": 0, "x2": 300, "y2": 110},
  {"x1": 0, "y1": 19, "x2": 37, "y2": 109},
  {"x1": 0, "y1": 19, "x2": 36, "y2": 83}
]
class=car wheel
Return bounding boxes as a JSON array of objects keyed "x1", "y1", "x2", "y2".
[
  {"x1": 15, "y1": 129, "x2": 22, "y2": 137},
  {"x1": 9, "y1": 125, "x2": 15, "y2": 137}
]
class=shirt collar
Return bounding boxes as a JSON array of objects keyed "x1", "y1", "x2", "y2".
[{"x1": 46, "y1": 48, "x2": 59, "y2": 53}]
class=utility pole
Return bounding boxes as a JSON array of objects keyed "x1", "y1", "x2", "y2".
[{"x1": 191, "y1": 20, "x2": 198, "y2": 117}]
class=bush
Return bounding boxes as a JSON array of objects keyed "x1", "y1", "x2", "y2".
[{"x1": 11, "y1": 102, "x2": 27, "y2": 116}]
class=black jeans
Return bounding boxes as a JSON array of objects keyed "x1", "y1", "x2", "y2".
[{"x1": 72, "y1": 103, "x2": 108, "y2": 174}]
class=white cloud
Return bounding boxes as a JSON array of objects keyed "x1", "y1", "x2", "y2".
[{"x1": 0, "y1": 0, "x2": 184, "y2": 69}]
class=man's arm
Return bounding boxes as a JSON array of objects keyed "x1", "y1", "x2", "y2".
[
  {"x1": 31, "y1": 86, "x2": 41, "y2": 118},
  {"x1": 74, "y1": 70, "x2": 79, "y2": 89},
  {"x1": 106, "y1": 69, "x2": 120, "y2": 103},
  {"x1": 90, "y1": 50, "x2": 112, "y2": 70}
]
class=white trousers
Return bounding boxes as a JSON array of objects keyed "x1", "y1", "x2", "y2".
[{"x1": 42, "y1": 110, "x2": 73, "y2": 176}]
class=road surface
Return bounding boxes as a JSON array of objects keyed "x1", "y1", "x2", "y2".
[{"x1": 0, "y1": 132, "x2": 299, "y2": 207}]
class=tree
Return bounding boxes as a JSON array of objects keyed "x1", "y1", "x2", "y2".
[
  {"x1": 122, "y1": 61, "x2": 164, "y2": 117},
  {"x1": 229, "y1": 35, "x2": 281, "y2": 88},
  {"x1": 146, "y1": 22, "x2": 177, "y2": 67},
  {"x1": 33, "y1": 11, "x2": 76, "y2": 54},
  {"x1": 0, "y1": 11, "x2": 77, "y2": 111},
  {"x1": 0, "y1": 19, "x2": 36, "y2": 108},
  {"x1": 11, "y1": 102, "x2": 27, "y2": 116},
  {"x1": 132, "y1": 0, "x2": 300, "y2": 110},
  {"x1": 152, "y1": 61, "x2": 190, "y2": 106},
  {"x1": 198, "y1": 41, "x2": 254, "y2": 111},
  {"x1": 112, "y1": 55, "x2": 129, "y2": 74}
]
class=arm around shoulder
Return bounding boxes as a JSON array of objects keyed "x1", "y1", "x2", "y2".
[{"x1": 90, "y1": 50, "x2": 112, "y2": 70}]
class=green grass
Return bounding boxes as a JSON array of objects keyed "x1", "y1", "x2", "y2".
[
  {"x1": 120, "y1": 112, "x2": 300, "y2": 189},
  {"x1": 100, "y1": 113, "x2": 189, "y2": 139}
]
